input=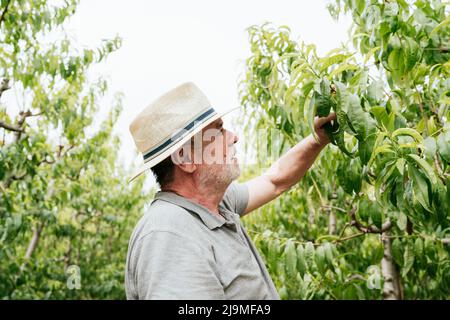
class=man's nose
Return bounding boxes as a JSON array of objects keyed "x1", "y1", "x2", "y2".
[
  {"x1": 233, "y1": 132, "x2": 239, "y2": 144},
  {"x1": 226, "y1": 129, "x2": 238, "y2": 145}
]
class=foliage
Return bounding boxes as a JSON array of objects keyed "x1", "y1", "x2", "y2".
[
  {"x1": 0, "y1": 0, "x2": 149, "y2": 299},
  {"x1": 239, "y1": 0, "x2": 449, "y2": 299}
]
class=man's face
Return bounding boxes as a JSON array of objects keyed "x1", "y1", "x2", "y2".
[{"x1": 178, "y1": 118, "x2": 240, "y2": 186}]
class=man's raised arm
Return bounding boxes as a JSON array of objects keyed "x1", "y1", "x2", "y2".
[{"x1": 242, "y1": 113, "x2": 336, "y2": 215}]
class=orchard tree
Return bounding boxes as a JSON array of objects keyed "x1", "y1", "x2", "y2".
[
  {"x1": 0, "y1": 0, "x2": 149, "y2": 298},
  {"x1": 239, "y1": 0, "x2": 449, "y2": 299}
]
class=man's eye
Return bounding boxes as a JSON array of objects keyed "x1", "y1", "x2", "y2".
[{"x1": 216, "y1": 127, "x2": 224, "y2": 136}]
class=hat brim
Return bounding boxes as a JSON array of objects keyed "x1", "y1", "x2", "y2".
[{"x1": 128, "y1": 105, "x2": 242, "y2": 183}]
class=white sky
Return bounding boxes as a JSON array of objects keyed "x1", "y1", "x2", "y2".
[{"x1": 53, "y1": 0, "x2": 352, "y2": 185}]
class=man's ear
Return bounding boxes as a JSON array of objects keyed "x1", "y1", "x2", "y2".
[{"x1": 171, "y1": 146, "x2": 197, "y2": 173}]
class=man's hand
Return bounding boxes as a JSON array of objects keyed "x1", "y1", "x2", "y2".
[{"x1": 313, "y1": 112, "x2": 336, "y2": 147}]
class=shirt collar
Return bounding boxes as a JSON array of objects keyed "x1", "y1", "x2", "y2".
[{"x1": 153, "y1": 191, "x2": 238, "y2": 231}]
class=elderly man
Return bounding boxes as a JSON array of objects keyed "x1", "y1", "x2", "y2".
[{"x1": 125, "y1": 82, "x2": 335, "y2": 300}]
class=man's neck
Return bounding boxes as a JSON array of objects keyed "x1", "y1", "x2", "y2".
[{"x1": 162, "y1": 180, "x2": 228, "y2": 216}]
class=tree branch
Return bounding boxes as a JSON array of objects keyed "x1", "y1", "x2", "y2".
[
  {"x1": 321, "y1": 204, "x2": 347, "y2": 213},
  {"x1": 1, "y1": 108, "x2": 43, "y2": 141},
  {"x1": 58, "y1": 144, "x2": 75, "y2": 158},
  {"x1": 335, "y1": 232, "x2": 365, "y2": 243},
  {"x1": 3, "y1": 144, "x2": 71, "y2": 188},
  {"x1": 0, "y1": 78, "x2": 11, "y2": 99},
  {"x1": 12, "y1": 110, "x2": 32, "y2": 142},
  {"x1": 423, "y1": 47, "x2": 449, "y2": 53},
  {"x1": 345, "y1": 274, "x2": 366, "y2": 283},
  {"x1": 25, "y1": 111, "x2": 43, "y2": 118},
  {"x1": 0, "y1": 0, "x2": 11, "y2": 27},
  {"x1": 0, "y1": 0, "x2": 11, "y2": 25},
  {"x1": 64, "y1": 241, "x2": 72, "y2": 269},
  {"x1": 10, "y1": 171, "x2": 27, "y2": 181},
  {"x1": 0, "y1": 120, "x2": 23, "y2": 132},
  {"x1": 349, "y1": 207, "x2": 392, "y2": 234},
  {"x1": 20, "y1": 221, "x2": 46, "y2": 272}
]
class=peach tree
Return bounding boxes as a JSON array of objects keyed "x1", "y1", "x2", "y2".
[
  {"x1": 239, "y1": 0, "x2": 449, "y2": 299},
  {"x1": 0, "y1": 0, "x2": 149, "y2": 298}
]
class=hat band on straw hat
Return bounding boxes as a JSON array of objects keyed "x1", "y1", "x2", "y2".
[{"x1": 142, "y1": 107, "x2": 217, "y2": 163}]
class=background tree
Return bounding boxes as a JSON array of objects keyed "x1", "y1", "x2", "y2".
[
  {"x1": 239, "y1": 0, "x2": 449, "y2": 299},
  {"x1": 0, "y1": 0, "x2": 149, "y2": 298}
]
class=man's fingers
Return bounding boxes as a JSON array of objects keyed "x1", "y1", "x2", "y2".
[
  {"x1": 315, "y1": 112, "x2": 336, "y2": 128},
  {"x1": 324, "y1": 112, "x2": 336, "y2": 122}
]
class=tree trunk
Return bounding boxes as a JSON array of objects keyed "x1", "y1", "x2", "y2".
[
  {"x1": 64, "y1": 241, "x2": 72, "y2": 269},
  {"x1": 20, "y1": 221, "x2": 45, "y2": 271},
  {"x1": 328, "y1": 210, "x2": 336, "y2": 235},
  {"x1": 381, "y1": 231, "x2": 403, "y2": 300}
]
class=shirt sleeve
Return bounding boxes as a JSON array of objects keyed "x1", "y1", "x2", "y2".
[
  {"x1": 134, "y1": 230, "x2": 225, "y2": 300},
  {"x1": 221, "y1": 182, "x2": 249, "y2": 216}
]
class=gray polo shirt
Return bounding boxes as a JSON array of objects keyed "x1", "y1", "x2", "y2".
[{"x1": 125, "y1": 182, "x2": 280, "y2": 300}]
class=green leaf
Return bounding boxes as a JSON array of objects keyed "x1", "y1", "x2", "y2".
[
  {"x1": 307, "y1": 91, "x2": 318, "y2": 141},
  {"x1": 391, "y1": 238, "x2": 403, "y2": 266},
  {"x1": 315, "y1": 245, "x2": 326, "y2": 273},
  {"x1": 305, "y1": 241, "x2": 315, "y2": 268},
  {"x1": 359, "y1": 133, "x2": 376, "y2": 165},
  {"x1": 335, "y1": 120, "x2": 355, "y2": 157},
  {"x1": 385, "y1": 2, "x2": 399, "y2": 16},
  {"x1": 346, "y1": 93, "x2": 376, "y2": 140},
  {"x1": 357, "y1": 196, "x2": 371, "y2": 224},
  {"x1": 296, "y1": 245, "x2": 307, "y2": 276},
  {"x1": 437, "y1": 131, "x2": 450, "y2": 163},
  {"x1": 376, "y1": 162, "x2": 398, "y2": 203},
  {"x1": 338, "y1": 158, "x2": 362, "y2": 194},
  {"x1": 364, "y1": 46, "x2": 381, "y2": 64},
  {"x1": 404, "y1": 37, "x2": 420, "y2": 73},
  {"x1": 406, "y1": 154, "x2": 438, "y2": 185},
  {"x1": 414, "y1": 238, "x2": 424, "y2": 257},
  {"x1": 323, "y1": 242, "x2": 334, "y2": 267},
  {"x1": 368, "y1": 144, "x2": 396, "y2": 168},
  {"x1": 268, "y1": 239, "x2": 280, "y2": 272},
  {"x1": 351, "y1": 161, "x2": 363, "y2": 194},
  {"x1": 332, "y1": 85, "x2": 357, "y2": 157},
  {"x1": 329, "y1": 63, "x2": 358, "y2": 78},
  {"x1": 284, "y1": 239, "x2": 297, "y2": 278},
  {"x1": 433, "y1": 179, "x2": 448, "y2": 223},
  {"x1": 402, "y1": 243, "x2": 415, "y2": 278},
  {"x1": 423, "y1": 137, "x2": 437, "y2": 160},
  {"x1": 369, "y1": 201, "x2": 383, "y2": 230},
  {"x1": 429, "y1": 16, "x2": 450, "y2": 36},
  {"x1": 355, "y1": 0, "x2": 366, "y2": 15},
  {"x1": 388, "y1": 49, "x2": 401, "y2": 72},
  {"x1": 315, "y1": 93, "x2": 333, "y2": 117},
  {"x1": 397, "y1": 211, "x2": 408, "y2": 231},
  {"x1": 408, "y1": 163, "x2": 432, "y2": 212},
  {"x1": 318, "y1": 54, "x2": 352, "y2": 73},
  {"x1": 367, "y1": 81, "x2": 385, "y2": 103},
  {"x1": 392, "y1": 128, "x2": 424, "y2": 144},
  {"x1": 396, "y1": 158, "x2": 405, "y2": 176},
  {"x1": 315, "y1": 79, "x2": 334, "y2": 117}
]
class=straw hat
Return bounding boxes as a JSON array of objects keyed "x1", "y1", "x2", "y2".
[{"x1": 129, "y1": 82, "x2": 240, "y2": 182}]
